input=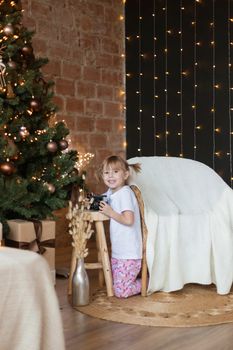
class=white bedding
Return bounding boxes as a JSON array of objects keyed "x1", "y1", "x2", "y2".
[
  {"x1": 0, "y1": 247, "x2": 65, "y2": 350},
  {"x1": 128, "y1": 156, "x2": 233, "y2": 295}
]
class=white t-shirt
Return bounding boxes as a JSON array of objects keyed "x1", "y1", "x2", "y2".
[{"x1": 106, "y1": 185, "x2": 142, "y2": 260}]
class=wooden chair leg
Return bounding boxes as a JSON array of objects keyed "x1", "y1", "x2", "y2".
[
  {"x1": 141, "y1": 257, "x2": 148, "y2": 296},
  {"x1": 95, "y1": 226, "x2": 105, "y2": 287},
  {"x1": 141, "y1": 233, "x2": 148, "y2": 296},
  {"x1": 95, "y1": 221, "x2": 114, "y2": 297},
  {"x1": 130, "y1": 185, "x2": 148, "y2": 297}
]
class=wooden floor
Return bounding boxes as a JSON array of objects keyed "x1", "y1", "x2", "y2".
[{"x1": 55, "y1": 274, "x2": 233, "y2": 350}]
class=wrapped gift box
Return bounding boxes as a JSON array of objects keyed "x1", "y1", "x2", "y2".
[{"x1": 6, "y1": 219, "x2": 55, "y2": 284}]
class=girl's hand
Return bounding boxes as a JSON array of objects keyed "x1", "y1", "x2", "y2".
[{"x1": 99, "y1": 201, "x2": 113, "y2": 217}]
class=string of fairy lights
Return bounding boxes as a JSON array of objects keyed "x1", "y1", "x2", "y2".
[
  {"x1": 211, "y1": 0, "x2": 216, "y2": 170},
  {"x1": 164, "y1": 2, "x2": 168, "y2": 156},
  {"x1": 228, "y1": 0, "x2": 233, "y2": 187},
  {"x1": 179, "y1": 1, "x2": 184, "y2": 158},
  {"x1": 137, "y1": 0, "x2": 142, "y2": 155},
  {"x1": 152, "y1": 1, "x2": 156, "y2": 155},
  {"x1": 193, "y1": 0, "x2": 197, "y2": 159},
  {"x1": 125, "y1": 0, "x2": 233, "y2": 186}
]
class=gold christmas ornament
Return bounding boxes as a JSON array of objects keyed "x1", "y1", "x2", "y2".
[{"x1": 0, "y1": 85, "x2": 6, "y2": 94}]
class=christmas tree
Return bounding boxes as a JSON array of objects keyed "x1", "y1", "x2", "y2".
[{"x1": 0, "y1": 0, "x2": 82, "y2": 235}]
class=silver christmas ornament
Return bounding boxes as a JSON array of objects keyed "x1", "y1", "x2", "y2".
[{"x1": 46, "y1": 141, "x2": 58, "y2": 153}]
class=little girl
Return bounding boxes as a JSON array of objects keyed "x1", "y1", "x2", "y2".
[{"x1": 98, "y1": 155, "x2": 142, "y2": 298}]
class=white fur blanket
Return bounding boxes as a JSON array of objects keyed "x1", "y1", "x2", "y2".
[
  {"x1": 0, "y1": 247, "x2": 65, "y2": 350},
  {"x1": 128, "y1": 156, "x2": 233, "y2": 295}
]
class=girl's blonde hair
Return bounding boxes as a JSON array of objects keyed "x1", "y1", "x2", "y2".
[{"x1": 97, "y1": 155, "x2": 141, "y2": 181}]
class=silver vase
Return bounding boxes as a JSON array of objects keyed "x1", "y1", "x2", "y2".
[{"x1": 72, "y1": 257, "x2": 90, "y2": 307}]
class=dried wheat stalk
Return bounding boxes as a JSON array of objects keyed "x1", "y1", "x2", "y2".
[{"x1": 66, "y1": 201, "x2": 94, "y2": 259}]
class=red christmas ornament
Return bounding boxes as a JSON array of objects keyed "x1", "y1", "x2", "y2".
[{"x1": 21, "y1": 45, "x2": 33, "y2": 56}]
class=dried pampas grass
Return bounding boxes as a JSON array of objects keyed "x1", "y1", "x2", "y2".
[{"x1": 66, "y1": 201, "x2": 93, "y2": 259}]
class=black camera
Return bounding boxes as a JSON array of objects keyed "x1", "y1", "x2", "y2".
[{"x1": 89, "y1": 194, "x2": 108, "y2": 211}]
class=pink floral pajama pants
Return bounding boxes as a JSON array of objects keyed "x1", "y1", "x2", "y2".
[{"x1": 111, "y1": 258, "x2": 142, "y2": 298}]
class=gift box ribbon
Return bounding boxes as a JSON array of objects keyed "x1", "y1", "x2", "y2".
[{"x1": 5, "y1": 219, "x2": 55, "y2": 255}]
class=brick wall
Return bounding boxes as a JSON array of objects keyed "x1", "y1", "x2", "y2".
[
  {"x1": 21, "y1": 0, "x2": 126, "y2": 267},
  {"x1": 22, "y1": 0, "x2": 126, "y2": 193}
]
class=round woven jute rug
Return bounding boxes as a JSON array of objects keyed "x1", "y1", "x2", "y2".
[{"x1": 76, "y1": 284, "x2": 233, "y2": 327}]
